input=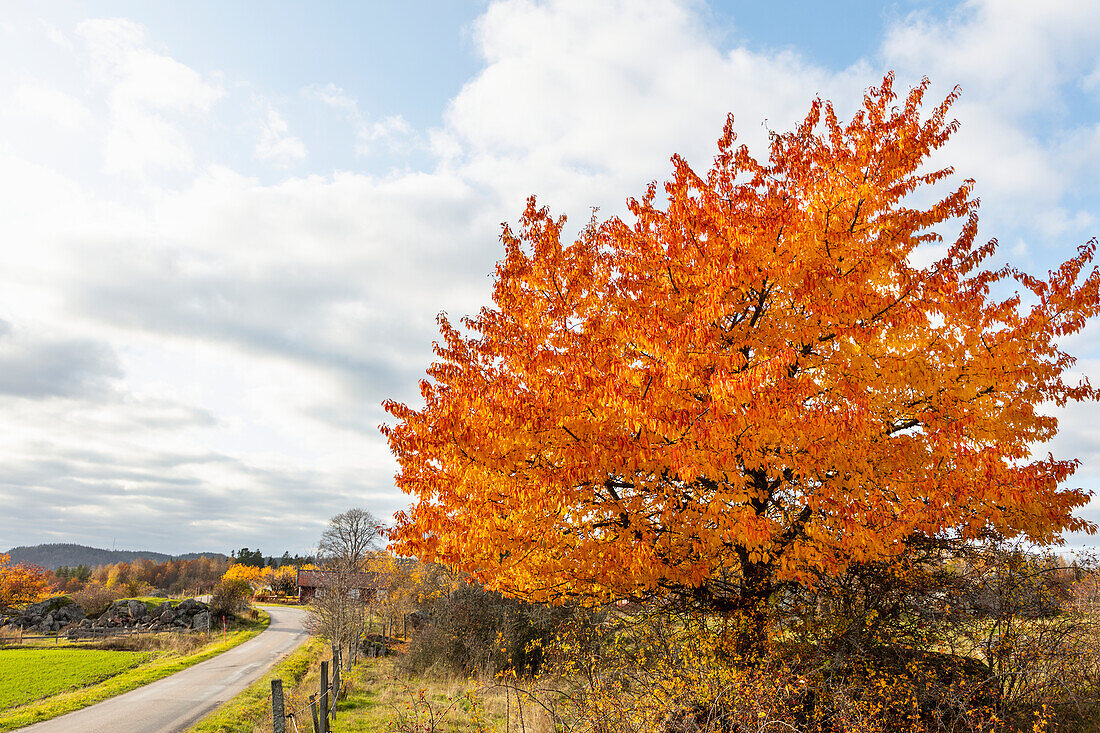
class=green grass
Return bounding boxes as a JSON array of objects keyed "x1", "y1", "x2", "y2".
[
  {"x1": 0, "y1": 609, "x2": 270, "y2": 732},
  {"x1": 0, "y1": 649, "x2": 152, "y2": 709},
  {"x1": 117, "y1": 596, "x2": 184, "y2": 613},
  {"x1": 185, "y1": 637, "x2": 325, "y2": 733}
]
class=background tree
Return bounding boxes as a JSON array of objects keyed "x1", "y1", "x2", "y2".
[
  {"x1": 0, "y1": 553, "x2": 49, "y2": 611},
  {"x1": 210, "y1": 577, "x2": 251, "y2": 617},
  {"x1": 307, "y1": 508, "x2": 384, "y2": 669},
  {"x1": 223, "y1": 564, "x2": 264, "y2": 595},
  {"x1": 231, "y1": 548, "x2": 265, "y2": 568},
  {"x1": 317, "y1": 508, "x2": 384, "y2": 572},
  {"x1": 384, "y1": 74, "x2": 1100, "y2": 654},
  {"x1": 264, "y1": 565, "x2": 299, "y2": 596}
]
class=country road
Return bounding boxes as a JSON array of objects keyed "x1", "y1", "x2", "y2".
[{"x1": 19, "y1": 606, "x2": 309, "y2": 733}]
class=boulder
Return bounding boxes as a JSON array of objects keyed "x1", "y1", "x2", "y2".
[
  {"x1": 23, "y1": 597, "x2": 62, "y2": 617},
  {"x1": 7, "y1": 596, "x2": 86, "y2": 633},
  {"x1": 125, "y1": 600, "x2": 148, "y2": 619},
  {"x1": 55, "y1": 603, "x2": 84, "y2": 625},
  {"x1": 177, "y1": 598, "x2": 209, "y2": 615},
  {"x1": 192, "y1": 610, "x2": 212, "y2": 632},
  {"x1": 159, "y1": 607, "x2": 176, "y2": 624}
]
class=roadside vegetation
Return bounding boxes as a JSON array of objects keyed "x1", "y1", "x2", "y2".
[
  {"x1": 250, "y1": 551, "x2": 1100, "y2": 733},
  {"x1": 0, "y1": 609, "x2": 269, "y2": 731}
]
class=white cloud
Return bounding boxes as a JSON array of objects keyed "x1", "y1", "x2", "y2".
[
  {"x1": 254, "y1": 105, "x2": 307, "y2": 166},
  {"x1": 9, "y1": 83, "x2": 92, "y2": 129},
  {"x1": 882, "y1": 0, "x2": 1100, "y2": 116},
  {"x1": 76, "y1": 18, "x2": 224, "y2": 177},
  {"x1": 444, "y1": 0, "x2": 871, "y2": 221},
  {"x1": 880, "y1": 0, "x2": 1100, "y2": 249},
  {"x1": 1084, "y1": 60, "x2": 1100, "y2": 95},
  {"x1": 305, "y1": 82, "x2": 413, "y2": 156}
]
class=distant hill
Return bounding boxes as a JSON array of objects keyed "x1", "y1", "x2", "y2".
[{"x1": 4, "y1": 543, "x2": 227, "y2": 569}]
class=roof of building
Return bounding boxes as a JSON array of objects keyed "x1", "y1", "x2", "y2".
[{"x1": 296, "y1": 568, "x2": 380, "y2": 589}]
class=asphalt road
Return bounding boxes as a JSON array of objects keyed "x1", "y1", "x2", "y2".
[{"x1": 20, "y1": 605, "x2": 309, "y2": 733}]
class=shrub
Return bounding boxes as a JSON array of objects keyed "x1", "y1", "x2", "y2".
[
  {"x1": 71, "y1": 582, "x2": 126, "y2": 617},
  {"x1": 399, "y1": 581, "x2": 576, "y2": 678},
  {"x1": 533, "y1": 609, "x2": 1005, "y2": 733},
  {"x1": 210, "y1": 578, "x2": 251, "y2": 616}
]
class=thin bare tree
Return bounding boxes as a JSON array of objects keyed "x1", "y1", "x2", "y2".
[
  {"x1": 308, "y1": 508, "x2": 386, "y2": 672},
  {"x1": 317, "y1": 508, "x2": 384, "y2": 572}
]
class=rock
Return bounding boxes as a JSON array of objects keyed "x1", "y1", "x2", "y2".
[
  {"x1": 159, "y1": 607, "x2": 176, "y2": 623},
  {"x1": 23, "y1": 598, "x2": 61, "y2": 617},
  {"x1": 177, "y1": 598, "x2": 209, "y2": 615},
  {"x1": 192, "y1": 611, "x2": 212, "y2": 632},
  {"x1": 125, "y1": 600, "x2": 148, "y2": 619},
  {"x1": 54, "y1": 604, "x2": 84, "y2": 624}
]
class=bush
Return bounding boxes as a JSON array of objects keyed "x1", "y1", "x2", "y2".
[
  {"x1": 530, "y1": 609, "x2": 1005, "y2": 733},
  {"x1": 399, "y1": 581, "x2": 576, "y2": 678},
  {"x1": 210, "y1": 578, "x2": 251, "y2": 616},
  {"x1": 71, "y1": 582, "x2": 126, "y2": 617}
]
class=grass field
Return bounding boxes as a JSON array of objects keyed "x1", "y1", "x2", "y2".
[
  {"x1": 0, "y1": 648, "x2": 152, "y2": 710},
  {"x1": 0, "y1": 609, "x2": 270, "y2": 732}
]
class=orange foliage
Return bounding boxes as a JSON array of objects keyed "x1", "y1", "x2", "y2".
[
  {"x1": 384, "y1": 75, "x2": 1099, "y2": 619},
  {"x1": 0, "y1": 553, "x2": 50, "y2": 610}
]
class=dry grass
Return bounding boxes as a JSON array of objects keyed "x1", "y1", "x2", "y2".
[{"x1": 315, "y1": 657, "x2": 558, "y2": 733}]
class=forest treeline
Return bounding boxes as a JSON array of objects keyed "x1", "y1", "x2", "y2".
[{"x1": 5, "y1": 543, "x2": 225, "y2": 569}]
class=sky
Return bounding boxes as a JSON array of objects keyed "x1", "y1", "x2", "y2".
[{"x1": 1, "y1": 0, "x2": 1099, "y2": 556}]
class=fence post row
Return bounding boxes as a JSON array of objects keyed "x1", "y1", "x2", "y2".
[{"x1": 267, "y1": 653, "x2": 344, "y2": 732}]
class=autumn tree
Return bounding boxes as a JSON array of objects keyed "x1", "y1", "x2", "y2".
[
  {"x1": 0, "y1": 553, "x2": 50, "y2": 611},
  {"x1": 383, "y1": 75, "x2": 1100, "y2": 653},
  {"x1": 223, "y1": 564, "x2": 264, "y2": 594}
]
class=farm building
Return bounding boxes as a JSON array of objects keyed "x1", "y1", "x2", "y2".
[{"x1": 296, "y1": 568, "x2": 382, "y2": 603}]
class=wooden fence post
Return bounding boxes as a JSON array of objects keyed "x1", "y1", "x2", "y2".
[
  {"x1": 319, "y1": 660, "x2": 329, "y2": 733},
  {"x1": 271, "y1": 679, "x2": 286, "y2": 733},
  {"x1": 327, "y1": 647, "x2": 336, "y2": 717},
  {"x1": 308, "y1": 694, "x2": 319, "y2": 733}
]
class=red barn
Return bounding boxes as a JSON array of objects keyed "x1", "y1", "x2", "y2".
[{"x1": 296, "y1": 568, "x2": 382, "y2": 603}]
